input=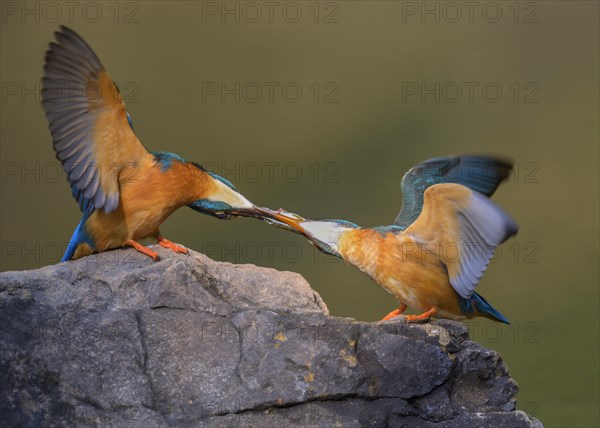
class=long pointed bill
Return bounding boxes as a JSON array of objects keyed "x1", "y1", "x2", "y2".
[
  {"x1": 266, "y1": 209, "x2": 308, "y2": 235},
  {"x1": 227, "y1": 205, "x2": 273, "y2": 219},
  {"x1": 232, "y1": 206, "x2": 306, "y2": 233}
]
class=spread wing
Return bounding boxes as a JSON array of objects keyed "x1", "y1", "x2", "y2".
[
  {"x1": 393, "y1": 155, "x2": 513, "y2": 229},
  {"x1": 42, "y1": 26, "x2": 151, "y2": 213},
  {"x1": 404, "y1": 183, "x2": 518, "y2": 299}
]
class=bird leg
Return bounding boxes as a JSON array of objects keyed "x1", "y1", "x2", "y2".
[
  {"x1": 382, "y1": 303, "x2": 408, "y2": 321},
  {"x1": 405, "y1": 307, "x2": 437, "y2": 323},
  {"x1": 126, "y1": 240, "x2": 159, "y2": 260},
  {"x1": 157, "y1": 234, "x2": 189, "y2": 255}
]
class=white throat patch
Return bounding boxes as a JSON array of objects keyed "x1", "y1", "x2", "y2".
[
  {"x1": 209, "y1": 179, "x2": 253, "y2": 209},
  {"x1": 300, "y1": 221, "x2": 351, "y2": 251}
]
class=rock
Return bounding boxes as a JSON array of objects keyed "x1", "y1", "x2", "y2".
[{"x1": 0, "y1": 247, "x2": 542, "y2": 427}]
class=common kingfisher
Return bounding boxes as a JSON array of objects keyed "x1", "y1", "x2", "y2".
[
  {"x1": 267, "y1": 156, "x2": 519, "y2": 323},
  {"x1": 42, "y1": 26, "x2": 270, "y2": 262}
]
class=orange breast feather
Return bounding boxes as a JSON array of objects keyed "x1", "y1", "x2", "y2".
[
  {"x1": 84, "y1": 161, "x2": 218, "y2": 252},
  {"x1": 339, "y1": 228, "x2": 464, "y2": 318}
]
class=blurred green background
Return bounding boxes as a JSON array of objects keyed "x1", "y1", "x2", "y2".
[{"x1": 1, "y1": 1, "x2": 598, "y2": 426}]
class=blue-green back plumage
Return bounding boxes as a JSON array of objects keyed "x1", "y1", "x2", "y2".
[
  {"x1": 393, "y1": 155, "x2": 512, "y2": 229},
  {"x1": 152, "y1": 151, "x2": 186, "y2": 172},
  {"x1": 207, "y1": 172, "x2": 237, "y2": 191},
  {"x1": 151, "y1": 153, "x2": 238, "y2": 192}
]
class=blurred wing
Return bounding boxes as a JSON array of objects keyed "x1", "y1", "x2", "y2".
[
  {"x1": 42, "y1": 26, "x2": 151, "y2": 213},
  {"x1": 404, "y1": 183, "x2": 518, "y2": 299},
  {"x1": 393, "y1": 155, "x2": 513, "y2": 229}
]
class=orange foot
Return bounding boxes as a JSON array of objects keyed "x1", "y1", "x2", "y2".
[
  {"x1": 382, "y1": 303, "x2": 408, "y2": 321},
  {"x1": 158, "y1": 236, "x2": 189, "y2": 255},
  {"x1": 126, "y1": 240, "x2": 159, "y2": 260},
  {"x1": 405, "y1": 307, "x2": 437, "y2": 323}
]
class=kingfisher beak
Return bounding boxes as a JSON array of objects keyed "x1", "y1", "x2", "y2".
[
  {"x1": 262, "y1": 208, "x2": 308, "y2": 234},
  {"x1": 195, "y1": 205, "x2": 273, "y2": 221},
  {"x1": 226, "y1": 205, "x2": 272, "y2": 219},
  {"x1": 226, "y1": 205, "x2": 308, "y2": 234}
]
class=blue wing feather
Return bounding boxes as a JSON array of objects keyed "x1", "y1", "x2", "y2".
[{"x1": 394, "y1": 155, "x2": 513, "y2": 228}]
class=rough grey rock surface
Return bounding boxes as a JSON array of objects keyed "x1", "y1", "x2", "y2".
[{"x1": 0, "y1": 247, "x2": 543, "y2": 427}]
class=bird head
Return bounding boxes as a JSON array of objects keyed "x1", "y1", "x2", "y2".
[
  {"x1": 265, "y1": 209, "x2": 358, "y2": 257},
  {"x1": 188, "y1": 172, "x2": 271, "y2": 220}
]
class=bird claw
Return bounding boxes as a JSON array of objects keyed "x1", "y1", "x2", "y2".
[
  {"x1": 382, "y1": 309, "x2": 403, "y2": 321},
  {"x1": 404, "y1": 315, "x2": 431, "y2": 324},
  {"x1": 381, "y1": 304, "x2": 408, "y2": 321},
  {"x1": 126, "y1": 240, "x2": 160, "y2": 261},
  {"x1": 158, "y1": 238, "x2": 189, "y2": 255},
  {"x1": 381, "y1": 306, "x2": 435, "y2": 323},
  {"x1": 404, "y1": 308, "x2": 437, "y2": 324}
]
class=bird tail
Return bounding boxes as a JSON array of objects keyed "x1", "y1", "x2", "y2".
[
  {"x1": 61, "y1": 210, "x2": 93, "y2": 262},
  {"x1": 467, "y1": 292, "x2": 510, "y2": 324}
]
